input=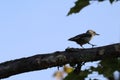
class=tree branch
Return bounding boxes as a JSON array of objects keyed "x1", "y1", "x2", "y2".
[{"x1": 0, "y1": 43, "x2": 120, "y2": 79}]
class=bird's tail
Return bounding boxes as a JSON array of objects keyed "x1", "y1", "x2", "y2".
[{"x1": 68, "y1": 38, "x2": 75, "y2": 41}]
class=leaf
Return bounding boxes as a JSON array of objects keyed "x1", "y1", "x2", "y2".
[
  {"x1": 109, "y1": 0, "x2": 114, "y2": 4},
  {"x1": 67, "y1": 0, "x2": 90, "y2": 16},
  {"x1": 53, "y1": 71, "x2": 64, "y2": 79},
  {"x1": 91, "y1": 58, "x2": 120, "y2": 78},
  {"x1": 53, "y1": 71, "x2": 64, "y2": 80},
  {"x1": 63, "y1": 65, "x2": 74, "y2": 74},
  {"x1": 64, "y1": 70, "x2": 90, "y2": 80}
]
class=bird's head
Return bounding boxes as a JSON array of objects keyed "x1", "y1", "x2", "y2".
[{"x1": 86, "y1": 30, "x2": 100, "y2": 36}]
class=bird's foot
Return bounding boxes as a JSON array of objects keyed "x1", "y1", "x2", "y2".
[
  {"x1": 91, "y1": 44, "x2": 96, "y2": 48},
  {"x1": 88, "y1": 42, "x2": 96, "y2": 48}
]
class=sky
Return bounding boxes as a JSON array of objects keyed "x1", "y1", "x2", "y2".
[{"x1": 0, "y1": 0, "x2": 120, "y2": 80}]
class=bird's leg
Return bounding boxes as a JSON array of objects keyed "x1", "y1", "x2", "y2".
[
  {"x1": 88, "y1": 42, "x2": 96, "y2": 48},
  {"x1": 80, "y1": 45, "x2": 84, "y2": 49}
]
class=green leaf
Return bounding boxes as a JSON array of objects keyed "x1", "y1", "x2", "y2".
[
  {"x1": 109, "y1": 0, "x2": 114, "y2": 4},
  {"x1": 64, "y1": 70, "x2": 90, "y2": 80},
  {"x1": 91, "y1": 58, "x2": 120, "y2": 78},
  {"x1": 64, "y1": 57, "x2": 120, "y2": 80},
  {"x1": 67, "y1": 0, "x2": 90, "y2": 16}
]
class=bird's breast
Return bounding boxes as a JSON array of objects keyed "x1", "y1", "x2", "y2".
[{"x1": 83, "y1": 36, "x2": 92, "y2": 42}]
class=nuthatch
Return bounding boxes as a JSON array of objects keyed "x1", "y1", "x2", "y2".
[{"x1": 68, "y1": 30, "x2": 99, "y2": 48}]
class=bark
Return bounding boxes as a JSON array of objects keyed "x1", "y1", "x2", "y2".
[{"x1": 0, "y1": 43, "x2": 120, "y2": 79}]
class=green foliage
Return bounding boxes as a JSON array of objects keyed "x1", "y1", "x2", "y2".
[
  {"x1": 109, "y1": 0, "x2": 114, "y2": 4},
  {"x1": 67, "y1": 0, "x2": 119, "y2": 16},
  {"x1": 67, "y1": 0, "x2": 90, "y2": 16},
  {"x1": 91, "y1": 58, "x2": 120, "y2": 78},
  {"x1": 63, "y1": 58, "x2": 120, "y2": 80},
  {"x1": 64, "y1": 70, "x2": 90, "y2": 80}
]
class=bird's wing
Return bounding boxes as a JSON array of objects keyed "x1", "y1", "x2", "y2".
[{"x1": 68, "y1": 33, "x2": 92, "y2": 41}]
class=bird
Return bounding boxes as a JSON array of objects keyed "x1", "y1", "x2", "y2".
[{"x1": 68, "y1": 30, "x2": 99, "y2": 48}]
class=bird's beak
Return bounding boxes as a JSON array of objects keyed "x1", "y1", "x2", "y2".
[{"x1": 95, "y1": 33, "x2": 100, "y2": 35}]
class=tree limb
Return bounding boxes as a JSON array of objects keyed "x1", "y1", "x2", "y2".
[{"x1": 0, "y1": 43, "x2": 120, "y2": 79}]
